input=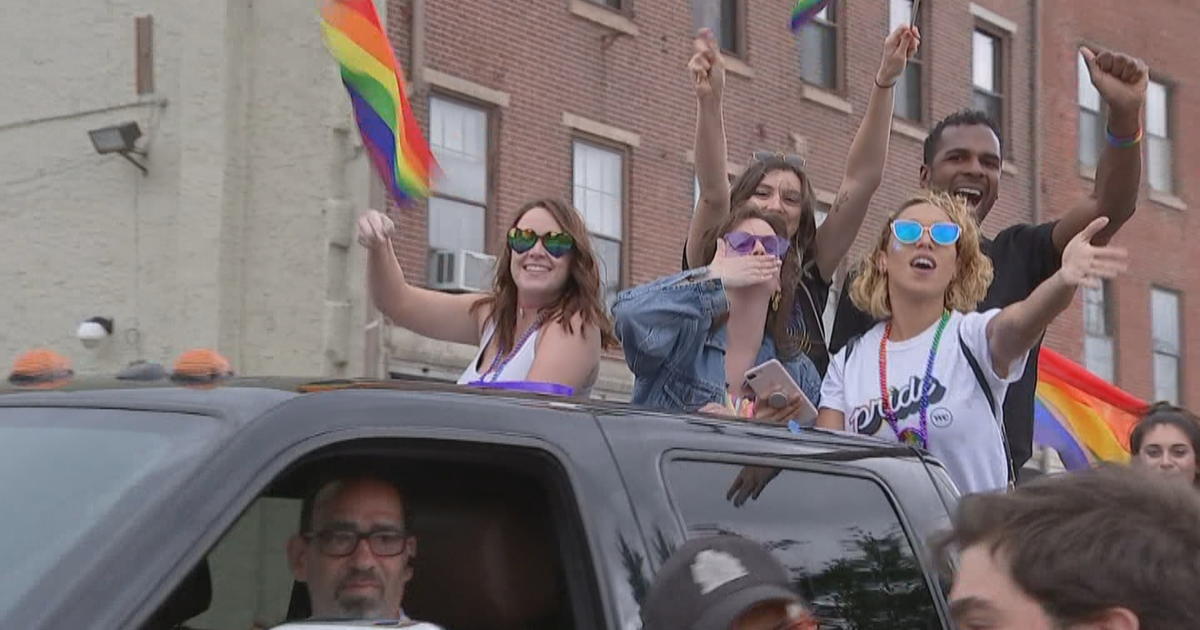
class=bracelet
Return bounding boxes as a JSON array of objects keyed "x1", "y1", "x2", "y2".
[
  {"x1": 1106, "y1": 126, "x2": 1143, "y2": 148},
  {"x1": 874, "y1": 76, "x2": 897, "y2": 89}
]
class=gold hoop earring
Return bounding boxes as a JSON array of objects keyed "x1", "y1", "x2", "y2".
[{"x1": 771, "y1": 290, "x2": 781, "y2": 312}]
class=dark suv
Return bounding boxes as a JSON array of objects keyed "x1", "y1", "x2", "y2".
[{"x1": 0, "y1": 378, "x2": 959, "y2": 630}]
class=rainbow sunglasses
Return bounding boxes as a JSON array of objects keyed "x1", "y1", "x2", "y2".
[
  {"x1": 891, "y1": 220, "x2": 961, "y2": 246},
  {"x1": 724, "y1": 231, "x2": 791, "y2": 258},
  {"x1": 506, "y1": 228, "x2": 575, "y2": 258}
]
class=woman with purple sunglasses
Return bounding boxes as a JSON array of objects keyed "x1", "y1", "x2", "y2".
[
  {"x1": 613, "y1": 205, "x2": 821, "y2": 420},
  {"x1": 684, "y1": 24, "x2": 920, "y2": 378}
]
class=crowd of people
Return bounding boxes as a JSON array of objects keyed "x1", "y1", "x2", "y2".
[{"x1": 345, "y1": 23, "x2": 1200, "y2": 630}]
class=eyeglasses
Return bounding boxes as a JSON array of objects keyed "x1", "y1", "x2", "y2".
[
  {"x1": 303, "y1": 528, "x2": 410, "y2": 557},
  {"x1": 507, "y1": 228, "x2": 575, "y2": 258},
  {"x1": 724, "y1": 231, "x2": 791, "y2": 258},
  {"x1": 891, "y1": 220, "x2": 961, "y2": 246},
  {"x1": 751, "y1": 151, "x2": 807, "y2": 169}
]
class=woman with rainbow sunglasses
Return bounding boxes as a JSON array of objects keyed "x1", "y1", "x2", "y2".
[
  {"x1": 357, "y1": 198, "x2": 616, "y2": 395},
  {"x1": 816, "y1": 191, "x2": 1128, "y2": 494}
]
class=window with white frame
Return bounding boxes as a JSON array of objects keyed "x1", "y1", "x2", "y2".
[
  {"x1": 888, "y1": 0, "x2": 923, "y2": 121},
  {"x1": 1151, "y1": 288, "x2": 1181, "y2": 404},
  {"x1": 692, "y1": 0, "x2": 742, "y2": 55},
  {"x1": 1147, "y1": 80, "x2": 1173, "y2": 194},
  {"x1": 1077, "y1": 53, "x2": 1104, "y2": 170},
  {"x1": 573, "y1": 141, "x2": 624, "y2": 305},
  {"x1": 797, "y1": 5, "x2": 837, "y2": 89},
  {"x1": 971, "y1": 29, "x2": 1003, "y2": 139},
  {"x1": 1083, "y1": 281, "x2": 1114, "y2": 382},
  {"x1": 587, "y1": 0, "x2": 623, "y2": 9},
  {"x1": 428, "y1": 96, "x2": 488, "y2": 255}
]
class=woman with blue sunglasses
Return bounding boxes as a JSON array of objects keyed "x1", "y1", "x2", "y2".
[
  {"x1": 358, "y1": 199, "x2": 616, "y2": 395},
  {"x1": 614, "y1": 205, "x2": 821, "y2": 420},
  {"x1": 815, "y1": 191, "x2": 1128, "y2": 494}
]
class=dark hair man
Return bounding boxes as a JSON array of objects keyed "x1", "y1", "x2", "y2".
[{"x1": 831, "y1": 47, "x2": 1149, "y2": 478}]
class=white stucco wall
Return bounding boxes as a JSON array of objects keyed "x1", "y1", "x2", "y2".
[{"x1": 0, "y1": 0, "x2": 374, "y2": 377}]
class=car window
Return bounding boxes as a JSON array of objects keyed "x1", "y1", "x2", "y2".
[
  {"x1": 664, "y1": 459, "x2": 942, "y2": 630},
  {"x1": 174, "y1": 440, "x2": 599, "y2": 630},
  {"x1": 0, "y1": 407, "x2": 218, "y2": 619}
]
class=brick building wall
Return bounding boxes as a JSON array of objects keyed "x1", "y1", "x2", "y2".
[
  {"x1": 380, "y1": 0, "x2": 1043, "y2": 390},
  {"x1": 1039, "y1": 0, "x2": 1198, "y2": 406}
]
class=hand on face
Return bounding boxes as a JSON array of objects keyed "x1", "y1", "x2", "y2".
[
  {"x1": 357, "y1": 209, "x2": 396, "y2": 251},
  {"x1": 1081, "y1": 47, "x2": 1149, "y2": 116},
  {"x1": 708, "y1": 237, "x2": 782, "y2": 290},
  {"x1": 688, "y1": 28, "x2": 725, "y2": 101},
  {"x1": 877, "y1": 25, "x2": 920, "y2": 86},
  {"x1": 1058, "y1": 217, "x2": 1129, "y2": 289}
]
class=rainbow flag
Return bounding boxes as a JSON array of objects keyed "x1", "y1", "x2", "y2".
[
  {"x1": 320, "y1": 0, "x2": 435, "y2": 205},
  {"x1": 1034, "y1": 347, "x2": 1147, "y2": 470},
  {"x1": 790, "y1": 0, "x2": 832, "y2": 32}
]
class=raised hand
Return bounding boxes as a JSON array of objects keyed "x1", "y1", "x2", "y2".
[
  {"x1": 876, "y1": 24, "x2": 920, "y2": 87},
  {"x1": 687, "y1": 28, "x2": 725, "y2": 101},
  {"x1": 1059, "y1": 217, "x2": 1129, "y2": 289},
  {"x1": 356, "y1": 209, "x2": 396, "y2": 251},
  {"x1": 1081, "y1": 47, "x2": 1148, "y2": 117},
  {"x1": 707, "y1": 239, "x2": 782, "y2": 289}
]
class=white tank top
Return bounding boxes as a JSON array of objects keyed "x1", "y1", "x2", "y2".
[{"x1": 457, "y1": 320, "x2": 540, "y2": 385}]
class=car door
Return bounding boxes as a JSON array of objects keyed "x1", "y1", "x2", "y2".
[
  {"x1": 43, "y1": 389, "x2": 647, "y2": 630},
  {"x1": 600, "y1": 410, "x2": 954, "y2": 629}
]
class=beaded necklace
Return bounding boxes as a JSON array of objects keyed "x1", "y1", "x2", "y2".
[
  {"x1": 878, "y1": 310, "x2": 950, "y2": 448},
  {"x1": 480, "y1": 312, "x2": 545, "y2": 383}
]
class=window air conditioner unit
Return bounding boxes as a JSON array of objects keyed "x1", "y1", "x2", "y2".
[{"x1": 428, "y1": 249, "x2": 496, "y2": 293}]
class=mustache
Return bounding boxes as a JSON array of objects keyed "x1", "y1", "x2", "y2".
[{"x1": 335, "y1": 568, "x2": 382, "y2": 593}]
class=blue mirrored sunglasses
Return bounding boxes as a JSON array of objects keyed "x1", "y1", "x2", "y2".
[{"x1": 891, "y1": 220, "x2": 961, "y2": 246}]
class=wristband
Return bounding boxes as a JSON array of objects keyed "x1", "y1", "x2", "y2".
[
  {"x1": 874, "y1": 76, "x2": 897, "y2": 89},
  {"x1": 1105, "y1": 126, "x2": 1143, "y2": 148}
]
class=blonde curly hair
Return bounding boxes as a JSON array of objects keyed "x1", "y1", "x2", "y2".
[{"x1": 850, "y1": 190, "x2": 994, "y2": 319}]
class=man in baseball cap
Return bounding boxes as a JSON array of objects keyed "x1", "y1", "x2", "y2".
[{"x1": 641, "y1": 535, "x2": 816, "y2": 630}]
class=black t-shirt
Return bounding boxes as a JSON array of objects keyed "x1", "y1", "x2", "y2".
[
  {"x1": 681, "y1": 246, "x2": 832, "y2": 374},
  {"x1": 828, "y1": 221, "x2": 1062, "y2": 471}
]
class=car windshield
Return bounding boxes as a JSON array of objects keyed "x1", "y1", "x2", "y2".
[{"x1": 0, "y1": 406, "x2": 219, "y2": 618}]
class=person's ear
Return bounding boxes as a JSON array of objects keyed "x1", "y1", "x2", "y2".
[
  {"x1": 286, "y1": 534, "x2": 309, "y2": 581},
  {"x1": 1083, "y1": 607, "x2": 1139, "y2": 630},
  {"x1": 919, "y1": 163, "x2": 931, "y2": 188},
  {"x1": 875, "y1": 250, "x2": 887, "y2": 275}
]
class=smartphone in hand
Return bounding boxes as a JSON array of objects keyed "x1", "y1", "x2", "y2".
[{"x1": 744, "y1": 359, "x2": 817, "y2": 422}]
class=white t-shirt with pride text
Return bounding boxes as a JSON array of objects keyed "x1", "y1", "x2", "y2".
[{"x1": 820, "y1": 309, "x2": 1027, "y2": 494}]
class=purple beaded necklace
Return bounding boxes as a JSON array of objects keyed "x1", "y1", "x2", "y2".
[
  {"x1": 878, "y1": 310, "x2": 950, "y2": 448},
  {"x1": 480, "y1": 312, "x2": 545, "y2": 383}
]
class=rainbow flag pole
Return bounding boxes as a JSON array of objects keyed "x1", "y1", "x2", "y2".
[
  {"x1": 320, "y1": 0, "x2": 436, "y2": 205},
  {"x1": 1033, "y1": 347, "x2": 1147, "y2": 470}
]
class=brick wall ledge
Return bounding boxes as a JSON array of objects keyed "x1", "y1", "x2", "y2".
[
  {"x1": 568, "y1": 0, "x2": 639, "y2": 37},
  {"x1": 1149, "y1": 190, "x2": 1187, "y2": 211},
  {"x1": 800, "y1": 85, "x2": 853, "y2": 115},
  {"x1": 892, "y1": 119, "x2": 928, "y2": 142}
]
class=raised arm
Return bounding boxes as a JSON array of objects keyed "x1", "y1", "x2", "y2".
[
  {"x1": 812, "y1": 25, "x2": 920, "y2": 281},
  {"x1": 1051, "y1": 48, "x2": 1148, "y2": 250},
  {"x1": 685, "y1": 29, "x2": 731, "y2": 269},
  {"x1": 358, "y1": 209, "x2": 485, "y2": 346},
  {"x1": 987, "y1": 217, "x2": 1128, "y2": 373}
]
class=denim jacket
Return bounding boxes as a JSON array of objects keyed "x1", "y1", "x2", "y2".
[{"x1": 613, "y1": 267, "x2": 823, "y2": 413}]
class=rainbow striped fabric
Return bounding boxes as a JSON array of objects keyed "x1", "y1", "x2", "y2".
[
  {"x1": 1034, "y1": 347, "x2": 1146, "y2": 470},
  {"x1": 320, "y1": 0, "x2": 435, "y2": 205},
  {"x1": 790, "y1": 0, "x2": 832, "y2": 32}
]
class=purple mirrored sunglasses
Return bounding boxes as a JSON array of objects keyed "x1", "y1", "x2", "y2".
[{"x1": 723, "y1": 231, "x2": 791, "y2": 258}]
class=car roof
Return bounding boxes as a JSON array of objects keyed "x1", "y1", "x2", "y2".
[{"x1": 0, "y1": 375, "x2": 915, "y2": 456}]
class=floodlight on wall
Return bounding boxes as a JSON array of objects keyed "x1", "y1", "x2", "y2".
[{"x1": 88, "y1": 121, "x2": 148, "y2": 174}]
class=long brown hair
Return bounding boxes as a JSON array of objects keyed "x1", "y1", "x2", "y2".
[
  {"x1": 729, "y1": 155, "x2": 819, "y2": 270},
  {"x1": 471, "y1": 198, "x2": 617, "y2": 355},
  {"x1": 700, "y1": 205, "x2": 804, "y2": 357}
]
